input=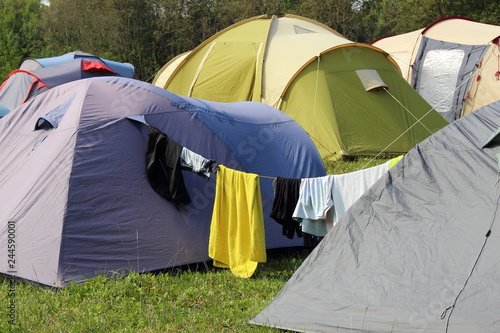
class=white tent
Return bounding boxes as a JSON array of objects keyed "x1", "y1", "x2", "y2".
[{"x1": 372, "y1": 17, "x2": 500, "y2": 122}]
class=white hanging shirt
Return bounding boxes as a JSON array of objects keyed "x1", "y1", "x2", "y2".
[
  {"x1": 331, "y1": 160, "x2": 392, "y2": 227},
  {"x1": 292, "y1": 175, "x2": 334, "y2": 237}
]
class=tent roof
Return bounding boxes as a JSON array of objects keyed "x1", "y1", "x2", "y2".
[
  {"x1": 372, "y1": 17, "x2": 500, "y2": 48},
  {"x1": 30, "y1": 58, "x2": 118, "y2": 88},
  {"x1": 422, "y1": 16, "x2": 500, "y2": 44},
  {"x1": 0, "y1": 58, "x2": 121, "y2": 114},
  {"x1": 260, "y1": 14, "x2": 353, "y2": 105},
  {"x1": 159, "y1": 14, "x2": 400, "y2": 108},
  {"x1": 20, "y1": 51, "x2": 135, "y2": 78},
  {"x1": 251, "y1": 100, "x2": 500, "y2": 332}
]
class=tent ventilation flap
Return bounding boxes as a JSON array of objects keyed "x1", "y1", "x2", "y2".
[{"x1": 356, "y1": 69, "x2": 388, "y2": 92}]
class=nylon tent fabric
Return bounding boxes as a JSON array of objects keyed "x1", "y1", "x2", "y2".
[
  {"x1": 370, "y1": 29, "x2": 424, "y2": 81},
  {"x1": 0, "y1": 71, "x2": 38, "y2": 111},
  {"x1": 250, "y1": 100, "x2": 500, "y2": 332},
  {"x1": 279, "y1": 44, "x2": 446, "y2": 156},
  {"x1": 0, "y1": 59, "x2": 121, "y2": 115},
  {"x1": 153, "y1": 14, "x2": 448, "y2": 160},
  {"x1": 19, "y1": 51, "x2": 135, "y2": 78},
  {"x1": 0, "y1": 103, "x2": 8, "y2": 118},
  {"x1": 0, "y1": 77, "x2": 325, "y2": 287},
  {"x1": 372, "y1": 17, "x2": 500, "y2": 122}
]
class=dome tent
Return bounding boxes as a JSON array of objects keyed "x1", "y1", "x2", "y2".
[
  {"x1": 154, "y1": 14, "x2": 448, "y2": 160},
  {"x1": 372, "y1": 17, "x2": 500, "y2": 122},
  {"x1": 0, "y1": 77, "x2": 325, "y2": 287},
  {"x1": 19, "y1": 51, "x2": 135, "y2": 79},
  {"x1": 0, "y1": 58, "x2": 121, "y2": 114},
  {"x1": 251, "y1": 100, "x2": 500, "y2": 332}
]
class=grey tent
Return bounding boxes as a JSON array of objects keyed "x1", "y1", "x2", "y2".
[
  {"x1": 0, "y1": 77, "x2": 325, "y2": 287},
  {"x1": 251, "y1": 100, "x2": 500, "y2": 332}
]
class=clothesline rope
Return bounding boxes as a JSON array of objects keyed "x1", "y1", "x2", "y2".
[
  {"x1": 258, "y1": 175, "x2": 277, "y2": 180},
  {"x1": 359, "y1": 96, "x2": 437, "y2": 170}
]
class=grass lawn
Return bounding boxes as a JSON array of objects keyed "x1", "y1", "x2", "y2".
[{"x1": 0, "y1": 157, "x2": 392, "y2": 332}]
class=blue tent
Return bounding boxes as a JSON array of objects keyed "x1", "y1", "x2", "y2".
[
  {"x1": 20, "y1": 51, "x2": 135, "y2": 78},
  {"x1": 0, "y1": 76, "x2": 325, "y2": 287},
  {"x1": 0, "y1": 58, "x2": 123, "y2": 114}
]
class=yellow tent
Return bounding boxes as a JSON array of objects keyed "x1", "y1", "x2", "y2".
[{"x1": 154, "y1": 14, "x2": 447, "y2": 160}]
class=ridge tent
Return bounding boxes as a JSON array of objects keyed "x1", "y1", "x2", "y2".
[
  {"x1": 372, "y1": 17, "x2": 500, "y2": 122},
  {"x1": 153, "y1": 14, "x2": 448, "y2": 160},
  {"x1": 0, "y1": 58, "x2": 120, "y2": 113},
  {"x1": 19, "y1": 51, "x2": 135, "y2": 79},
  {"x1": 251, "y1": 100, "x2": 500, "y2": 332},
  {"x1": 0, "y1": 76, "x2": 325, "y2": 287}
]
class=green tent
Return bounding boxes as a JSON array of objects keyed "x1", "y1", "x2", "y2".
[{"x1": 154, "y1": 14, "x2": 448, "y2": 160}]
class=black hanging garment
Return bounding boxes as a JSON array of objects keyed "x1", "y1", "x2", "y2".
[
  {"x1": 145, "y1": 126, "x2": 191, "y2": 208},
  {"x1": 270, "y1": 177, "x2": 303, "y2": 239}
]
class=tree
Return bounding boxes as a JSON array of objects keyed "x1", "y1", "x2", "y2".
[
  {"x1": 356, "y1": 0, "x2": 439, "y2": 42},
  {"x1": 152, "y1": 0, "x2": 303, "y2": 76},
  {"x1": 5, "y1": 0, "x2": 497, "y2": 82},
  {"x1": 0, "y1": 0, "x2": 47, "y2": 80},
  {"x1": 296, "y1": 0, "x2": 362, "y2": 40},
  {"x1": 41, "y1": 0, "x2": 161, "y2": 80},
  {"x1": 440, "y1": 0, "x2": 499, "y2": 25},
  {"x1": 356, "y1": 0, "x2": 499, "y2": 43}
]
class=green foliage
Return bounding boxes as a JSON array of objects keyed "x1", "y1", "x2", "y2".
[
  {"x1": 296, "y1": 0, "x2": 363, "y2": 40},
  {"x1": 438, "y1": 0, "x2": 499, "y2": 25},
  {"x1": 0, "y1": 0, "x2": 48, "y2": 80},
  {"x1": 0, "y1": 0, "x2": 497, "y2": 81},
  {"x1": 41, "y1": 0, "x2": 160, "y2": 80}
]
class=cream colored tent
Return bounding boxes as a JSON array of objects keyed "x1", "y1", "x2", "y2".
[
  {"x1": 154, "y1": 14, "x2": 447, "y2": 160},
  {"x1": 370, "y1": 28, "x2": 424, "y2": 80},
  {"x1": 372, "y1": 17, "x2": 500, "y2": 122}
]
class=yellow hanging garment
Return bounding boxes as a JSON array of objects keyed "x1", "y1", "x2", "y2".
[{"x1": 208, "y1": 165, "x2": 266, "y2": 278}]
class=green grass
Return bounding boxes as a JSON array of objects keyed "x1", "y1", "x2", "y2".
[
  {"x1": 0, "y1": 249, "x2": 308, "y2": 333},
  {"x1": 324, "y1": 155, "x2": 394, "y2": 174},
  {"x1": 0, "y1": 157, "x2": 392, "y2": 332}
]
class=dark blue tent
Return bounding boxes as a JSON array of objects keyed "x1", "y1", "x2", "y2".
[{"x1": 0, "y1": 77, "x2": 325, "y2": 287}]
